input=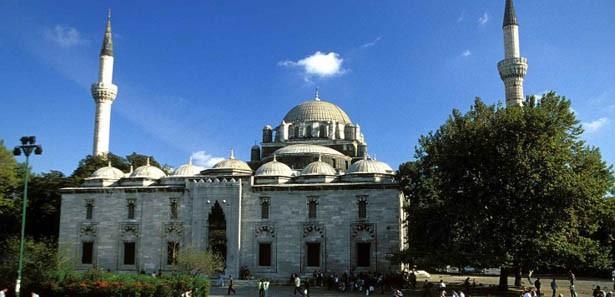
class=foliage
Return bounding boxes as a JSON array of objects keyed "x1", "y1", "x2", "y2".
[
  {"x1": 397, "y1": 93, "x2": 614, "y2": 276},
  {"x1": 177, "y1": 248, "x2": 224, "y2": 276},
  {"x1": 70, "y1": 153, "x2": 163, "y2": 185},
  {"x1": 0, "y1": 237, "x2": 59, "y2": 291},
  {"x1": 0, "y1": 140, "x2": 19, "y2": 215},
  {"x1": 36, "y1": 270, "x2": 209, "y2": 297}
]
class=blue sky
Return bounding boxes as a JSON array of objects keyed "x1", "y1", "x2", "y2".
[{"x1": 1, "y1": 1, "x2": 614, "y2": 174}]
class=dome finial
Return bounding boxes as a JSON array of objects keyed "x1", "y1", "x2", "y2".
[
  {"x1": 229, "y1": 149, "x2": 235, "y2": 160},
  {"x1": 146, "y1": 157, "x2": 150, "y2": 166},
  {"x1": 273, "y1": 154, "x2": 277, "y2": 162},
  {"x1": 129, "y1": 165, "x2": 134, "y2": 173},
  {"x1": 189, "y1": 156, "x2": 193, "y2": 165},
  {"x1": 108, "y1": 161, "x2": 112, "y2": 167},
  {"x1": 314, "y1": 87, "x2": 320, "y2": 101},
  {"x1": 317, "y1": 153, "x2": 322, "y2": 162}
]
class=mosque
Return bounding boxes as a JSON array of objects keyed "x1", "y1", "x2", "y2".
[{"x1": 59, "y1": 0, "x2": 527, "y2": 279}]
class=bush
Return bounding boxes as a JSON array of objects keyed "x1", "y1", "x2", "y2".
[{"x1": 37, "y1": 270, "x2": 209, "y2": 297}]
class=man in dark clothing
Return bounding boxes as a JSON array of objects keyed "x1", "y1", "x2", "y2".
[
  {"x1": 410, "y1": 271, "x2": 417, "y2": 289},
  {"x1": 227, "y1": 275, "x2": 236, "y2": 295},
  {"x1": 535, "y1": 277, "x2": 542, "y2": 297}
]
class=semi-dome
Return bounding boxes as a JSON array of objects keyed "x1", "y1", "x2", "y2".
[
  {"x1": 130, "y1": 158, "x2": 167, "y2": 179},
  {"x1": 255, "y1": 155, "x2": 293, "y2": 177},
  {"x1": 173, "y1": 158, "x2": 204, "y2": 176},
  {"x1": 283, "y1": 98, "x2": 351, "y2": 124},
  {"x1": 301, "y1": 157, "x2": 337, "y2": 176},
  {"x1": 274, "y1": 144, "x2": 344, "y2": 157},
  {"x1": 90, "y1": 162, "x2": 124, "y2": 179},
  {"x1": 347, "y1": 158, "x2": 394, "y2": 175},
  {"x1": 212, "y1": 150, "x2": 252, "y2": 171}
]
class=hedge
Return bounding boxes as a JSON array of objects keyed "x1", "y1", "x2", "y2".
[{"x1": 34, "y1": 270, "x2": 209, "y2": 297}]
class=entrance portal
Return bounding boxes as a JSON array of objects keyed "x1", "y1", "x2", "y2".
[{"x1": 208, "y1": 201, "x2": 227, "y2": 265}]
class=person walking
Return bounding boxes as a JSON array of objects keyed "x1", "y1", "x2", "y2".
[
  {"x1": 258, "y1": 279, "x2": 264, "y2": 297},
  {"x1": 550, "y1": 277, "x2": 557, "y2": 297},
  {"x1": 294, "y1": 275, "x2": 303, "y2": 296},
  {"x1": 227, "y1": 275, "x2": 236, "y2": 295},
  {"x1": 569, "y1": 284, "x2": 577, "y2": 297},
  {"x1": 263, "y1": 279, "x2": 271, "y2": 297},
  {"x1": 535, "y1": 277, "x2": 542, "y2": 297},
  {"x1": 0, "y1": 288, "x2": 7, "y2": 297}
]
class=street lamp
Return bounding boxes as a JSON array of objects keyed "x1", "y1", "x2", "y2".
[{"x1": 13, "y1": 136, "x2": 42, "y2": 297}]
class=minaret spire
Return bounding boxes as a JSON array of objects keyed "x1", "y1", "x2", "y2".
[
  {"x1": 91, "y1": 10, "x2": 119, "y2": 156},
  {"x1": 497, "y1": 0, "x2": 528, "y2": 107},
  {"x1": 101, "y1": 9, "x2": 113, "y2": 57}
]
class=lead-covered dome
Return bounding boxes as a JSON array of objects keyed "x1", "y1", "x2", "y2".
[
  {"x1": 283, "y1": 99, "x2": 351, "y2": 124},
  {"x1": 173, "y1": 159, "x2": 204, "y2": 176},
  {"x1": 255, "y1": 156, "x2": 293, "y2": 177},
  {"x1": 302, "y1": 157, "x2": 337, "y2": 176},
  {"x1": 212, "y1": 150, "x2": 252, "y2": 171},
  {"x1": 274, "y1": 144, "x2": 344, "y2": 157},
  {"x1": 130, "y1": 159, "x2": 167, "y2": 179},
  {"x1": 90, "y1": 163, "x2": 124, "y2": 180},
  {"x1": 348, "y1": 158, "x2": 394, "y2": 175}
]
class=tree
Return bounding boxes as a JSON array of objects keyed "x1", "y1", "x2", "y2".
[
  {"x1": 0, "y1": 139, "x2": 19, "y2": 214},
  {"x1": 70, "y1": 153, "x2": 163, "y2": 185},
  {"x1": 398, "y1": 93, "x2": 614, "y2": 289},
  {"x1": 176, "y1": 248, "x2": 224, "y2": 276}
]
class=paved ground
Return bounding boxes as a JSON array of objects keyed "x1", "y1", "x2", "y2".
[{"x1": 209, "y1": 274, "x2": 615, "y2": 297}]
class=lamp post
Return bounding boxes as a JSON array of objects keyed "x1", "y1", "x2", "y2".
[{"x1": 12, "y1": 136, "x2": 43, "y2": 297}]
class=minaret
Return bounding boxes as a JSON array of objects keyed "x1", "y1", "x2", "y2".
[
  {"x1": 91, "y1": 10, "x2": 118, "y2": 156},
  {"x1": 497, "y1": 0, "x2": 528, "y2": 107}
]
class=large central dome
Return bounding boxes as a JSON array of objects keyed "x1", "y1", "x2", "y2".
[{"x1": 283, "y1": 99, "x2": 352, "y2": 124}]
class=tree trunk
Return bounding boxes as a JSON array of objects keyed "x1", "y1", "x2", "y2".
[
  {"x1": 498, "y1": 266, "x2": 509, "y2": 290},
  {"x1": 514, "y1": 266, "x2": 522, "y2": 287}
]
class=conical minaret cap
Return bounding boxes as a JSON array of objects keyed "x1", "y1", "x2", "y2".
[
  {"x1": 503, "y1": 0, "x2": 518, "y2": 27},
  {"x1": 100, "y1": 9, "x2": 114, "y2": 56}
]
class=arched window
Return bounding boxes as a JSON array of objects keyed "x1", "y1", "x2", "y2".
[
  {"x1": 127, "y1": 200, "x2": 136, "y2": 220},
  {"x1": 358, "y1": 196, "x2": 368, "y2": 220},
  {"x1": 319, "y1": 125, "x2": 327, "y2": 138},
  {"x1": 306, "y1": 126, "x2": 313, "y2": 138}
]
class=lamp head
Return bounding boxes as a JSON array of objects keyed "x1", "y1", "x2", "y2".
[
  {"x1": 13, "y1": 147, "x2": 21, "y2": 156},
  {"x1": 34, "y1": 145, "x2": 43, "y2": 155}
]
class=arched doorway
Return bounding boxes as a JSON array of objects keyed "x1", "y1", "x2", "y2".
[{"x1": 208, "y1": 201, "x2": 227, "y2": 266}]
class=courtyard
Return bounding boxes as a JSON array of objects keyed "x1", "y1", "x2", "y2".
[{"x1": 209, "y1": 274, "x2": 615, "y2": 297}]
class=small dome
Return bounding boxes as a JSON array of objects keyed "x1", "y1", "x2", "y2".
[
  {"x1": 348, "y1": 158, "x2": 394, "y2": 175},
  {"x1": 301, "y1": 157, "x2": 337, "y2": 176},
  {"x1": 130, "y1": 158, "x2": 167, "y2": 179},
  {"x1": 284, "y1": 98, "x2": 352, "y2": 124},
  {"x1": 255, "y1": 156, "x2": 293, "y2": 177},
  {"x1": 173, "y1": 158, "x2": 204, "y2": 176},
  {"x1": 90, "y1": 163, "x2": 124, "y2": 179},
  {"x1": 274, "y1": 144, "x2": 344, "y2": 157},
  {"x1": 212, "y1": 150, "x2": 252, "y2": 171}
]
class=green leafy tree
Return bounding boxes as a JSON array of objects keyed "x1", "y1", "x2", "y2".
[
  {"x1": 0, "y1": 139, "x2": 19, "y2": 213},
  {"x1": 398, "y1": 93, "x2": 614, "y2": 288},
  {"x1": 176, "y1": 248, "x2": 224, "y2": 276}
]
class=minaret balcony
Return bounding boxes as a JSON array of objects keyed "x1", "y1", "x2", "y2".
[
  {"x1": 498, "y1": 57, "x2": 528, "y2": 79},
  {"x1": 91, "y1": 82, "x2": 118, "y2": 102}
]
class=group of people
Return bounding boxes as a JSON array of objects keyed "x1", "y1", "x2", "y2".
[
  {"x1": 292, "y1": 270, "x2": 395, "y2": 295},
  {"x1": 0, "y1": 288, "x2": 39, "y2": 297}
]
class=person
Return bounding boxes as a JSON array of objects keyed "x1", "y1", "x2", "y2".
[
  {"x1": 31, "y1": 293, "x2": 40, "y2": 297},
  {"x1": 0, "y1": 288, "x2": 7, "y2": 297},
  {"x1": 438, "y1": 279, "x2": 446, "y2": 293},
  {"x1": 522, "y1": 287, "x2": 532, "y2": 297},
  {"x1": 550, "y1": 277, "x2": 557, "y2": 297},
  {"x1": 217, "y1": 274, "x2": 225, "y2": 287},
  {"x1": 294, "y1": 275, "x2": 302, "y2": 296},
  {"x1": 258, "y1": 279, "x2": 265, "y2": 297},
  {"x1": 535, "y1": 277, "x2": 542, "y2": 297},
  {"x1": 181, "y1": 290, "x2": 192, "y2": 297},
  {"x1": 459, "y1": 290, "x2": 466, "y2": 297},
  {"x1": 423, "y1": 280, "x2": 432, "y2": 297},
  {"x1": 568, "y1": 270, "x2": 575, "y2": 286},
  {"x1": 393, "y1": 289, "x2": 404, "y2": 297},
  {"x1": 570, "y1": 284, "x2": 577, "y2": 297},
  {"x1": 305, "y1": 279, "x2": 310, "y2": 297},
  {"x1": 227, "y1": 275, "x2": 236, "y2": 295},
  {"x1": 263, "y1": 279, "x2": 271, "y2": 297},
  {"x1": 410, "y1": 271, "x2": 417, "y2": 289}
]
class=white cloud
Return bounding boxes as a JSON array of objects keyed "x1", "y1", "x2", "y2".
[
  {"x1": 45, "y1": 25, "x2": 85, "y2": 48},
  {"x1": 583, "y1": 118, "x2": 609, "y2": 133},
  {"x1": 279, "y1": 51, "x2": 346, "y2": 79},
  {"x1": 462, "y1": 50, "x2": 471, "y2": 57},
  {"x1": 457, "y1": 11, "x2": 465, "y2": 22},
  {"x1": 478, "y1": 12, "x2": 489, "y2": 25},
  {"x1": 361, "y1": 36, "x2": 382, "y2": 48},
  {"x1": 190, "y1": 151, "x2": 225, "y2": 168}
]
